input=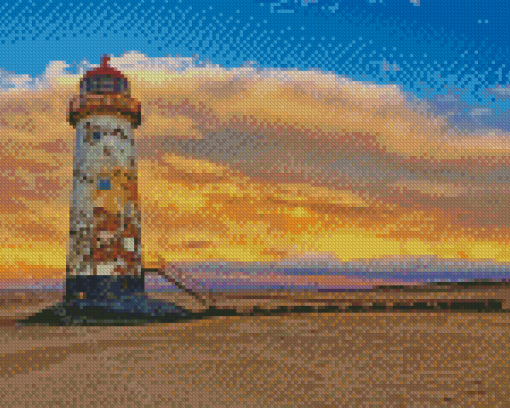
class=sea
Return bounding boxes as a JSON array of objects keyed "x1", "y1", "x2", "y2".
[{"x1": 3, "y1": 258, "x2": 510, "y2": 292}]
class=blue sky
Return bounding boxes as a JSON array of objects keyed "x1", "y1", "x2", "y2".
[
  {"x1": 3, "y1": 0, "x2": 510, "y2": 286},
  {"x1": 0, "y1": 0, "x2": 509, "y2": 133}
]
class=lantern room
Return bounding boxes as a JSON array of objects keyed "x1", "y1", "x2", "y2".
[
  {"x1": 80, "y1": 56, "x2": 130, "y2": 95},
  {"x1": 67, "y1": 55, "x2": 142, "y2": 129}
]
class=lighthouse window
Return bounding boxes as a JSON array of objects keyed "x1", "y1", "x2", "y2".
[
  {"x1": 102, "y1": 79, "x2": 114, "y2": 91},
  {"x1": 97, "y1": 179, "x2": 111, "y2": 190},
  {"x1": 114, "y1": 78, "x2": 122, "y2": 92},
  {"x1": 82, "y1": 78, "x2": 93, "y2": 93},
  {"x1": 82, "y1": 76, "x2": 128, "y2": 94},
  {"x1": 93, "y1": 132, "x2": 101, "y2": 140}
]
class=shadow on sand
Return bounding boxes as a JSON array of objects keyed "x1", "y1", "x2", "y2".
[{"x1": 17, "y1": 297, "x2": 508, "y2": 327}]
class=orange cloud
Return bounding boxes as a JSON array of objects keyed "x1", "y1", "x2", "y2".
[{"x1": 2, "y1": 53, "x2": 510, "y2": 278}]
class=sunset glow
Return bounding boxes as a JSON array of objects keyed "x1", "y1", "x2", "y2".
[{"x1": 2, "y1": 53, "x2": 510, "y2": 279}]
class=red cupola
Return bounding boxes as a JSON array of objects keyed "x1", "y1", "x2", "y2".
[
  {"x1": 83, "y1": 56, "x2": 125, "y2": 79},
  {"x1": 68, "y1": 55, "x2": 141, "y2": 128},
  {"x1": 80, "y1": 56, "x2": 130, "y2": 95}
]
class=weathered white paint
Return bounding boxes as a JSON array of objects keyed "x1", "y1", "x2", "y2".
[
  {"x1": 82, "y1": 265, "x2": 93, "y2": 275},
  {"x1": 67, "y1": 115, "x2": 142, "y2": 277},
  {"x1": 98, "y1": 231, "x2": 115, "y2": 239},
  {"x1": 96, "y1": 263, "x2": 116, "y2": 275},
  {"x1": 123, "y1": 237, "x2": 135, "y2": 252},
  {"x1": 74, "y1": 115, "x2": 136, "y2": 177}
]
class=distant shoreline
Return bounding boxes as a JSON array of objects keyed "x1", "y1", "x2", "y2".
[{"x1": 2, "y1": 276, "x2": 510, "y2": 293}]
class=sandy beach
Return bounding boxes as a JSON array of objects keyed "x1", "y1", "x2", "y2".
[{"x1": 1, "y1": 284, "x2": 510, "y2": 407}]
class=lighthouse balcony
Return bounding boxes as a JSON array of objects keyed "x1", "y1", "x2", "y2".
[{"x1": 67, "y1": 94, "x2": 142, "y2": 128}]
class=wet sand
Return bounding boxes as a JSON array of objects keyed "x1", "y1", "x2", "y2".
[{"x1": 1, "y1": 284, "x2": 510, "y2": 407}]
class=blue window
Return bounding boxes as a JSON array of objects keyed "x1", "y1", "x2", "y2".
[
  {"x1": 98, "y1": 179, "x2": 111, "y2": 190},
  {"x1": 82, "y1": 76, "x2": 128, "y2": 94},
  {"x1": 93, "y1": 132, "x2": 101, "y2": 141}
]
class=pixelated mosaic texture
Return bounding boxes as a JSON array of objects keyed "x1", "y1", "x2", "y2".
[{"x1": 1, "y1": 0, "x2": 510, "y2": 406}]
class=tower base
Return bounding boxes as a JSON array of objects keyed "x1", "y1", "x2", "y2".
[{"x1": 20, "y1": 275, "x2": 190, "y2": 326}]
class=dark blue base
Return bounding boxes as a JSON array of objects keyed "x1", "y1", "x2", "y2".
[
  {"x1": 53, "y1": 295, "x2": 189, "y2": 323},
  {"x1": 65, "y1": 275, "x2": 146, "y2": 300},
  {"x1": 21, "y1": 275, "x2": 190, "y2": 326}
]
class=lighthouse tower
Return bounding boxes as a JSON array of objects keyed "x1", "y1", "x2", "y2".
[
  {"x1": 22, "y1": 55, "x2": 189, "y2": 325},
  {"x1": 66, "y1": 55, "x2": 142, "y2": 281}
]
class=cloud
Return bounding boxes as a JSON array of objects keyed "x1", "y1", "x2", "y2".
[
  {"x1": 486, "y1": 85, "x2": 510, "y2": 99},
  {"x1": 469, "y1": 108, "x2": 493, "y2": 116},
  {"x1": 381, "y1": 60, "x2": 401, "y2": 72},
  {"x1": 0, "y1": 68, "x2": 35, "y2": 91},
  {"x1": 424, "y1": 90, "x2": 510, "y2": 133},
  {"x1": 277, "y1": 251, "x2": 343, "y2": 266},
  {"x1": 3, "y1": 52, "x2": 510, "y2": 276}
]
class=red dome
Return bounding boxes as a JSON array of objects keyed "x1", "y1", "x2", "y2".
[
  {"x1": 82, "y1": 56, "x2": 126, "y2": 80},
  {"x1": 68, "y1": 55, "x2": 141, "y2": 128}
]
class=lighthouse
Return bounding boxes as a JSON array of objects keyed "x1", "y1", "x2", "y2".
[
  {"x1": 66, "y1": 55, "x2": 143, "y2": 280},
  {"x1": 23, "y1": 55, "x2": 189, "y2": 325}
]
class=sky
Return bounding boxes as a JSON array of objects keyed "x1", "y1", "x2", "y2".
[{"x1": 1, "y1": 0, "x2": 510, "y2": 285}]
